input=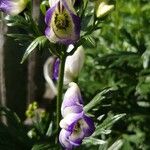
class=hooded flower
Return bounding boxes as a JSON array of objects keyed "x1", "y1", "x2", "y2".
[
  {"x1": 51, "y1": 46, "x2": 85, "y2": 85},
  {"x1": 45, "y1": 0, "x2": 81, "y2": 44},
  {"x1": 0, "y1": 0, "x2": 28, "y2": 15},
  {"x1": 59, "y1": 82, "x2": 95, "y2": 149}
]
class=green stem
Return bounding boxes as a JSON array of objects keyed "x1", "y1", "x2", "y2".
[{"x1": 56, "y1": 54, "x2": 66, "y2": 132}]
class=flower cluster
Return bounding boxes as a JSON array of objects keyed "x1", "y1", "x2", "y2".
[
  {"x1": 59, "y1": 82, "x2": 95, "y2": 149},
  {"x1": 0, "y1": 0, "x2": 28, "y2": 15}
]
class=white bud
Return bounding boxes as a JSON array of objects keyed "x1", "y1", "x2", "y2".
[
  {"x1": 96, "y1": 1, "x2": 114, "y2": 18},
  {"x1": 64, "y1": 46, "x2": 85, "y2": 85}
]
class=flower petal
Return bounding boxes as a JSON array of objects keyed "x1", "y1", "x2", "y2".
[
  {"x1": 60, "y1": 112, "x2": 83, "y2": 131},
  {"x1": 81, "y1": 115, "x2": 95, "y2": 137},
  {"x1": 69, "y1": 129, "x2": 84, "y2": 146},
  {"x1": 59, "y1": 129, "x2": 73, "y2": 149},
  {"x1": 65, "y1": 46, "x2": 84, "y2": 80},
  {"x1": 52, "y1": 58, "x2": 60, "y2": 81},
  {"x1": 62, "y1": 105, "x2": 83, "y2": 117},
  {"x1": 0, "y1": 0, "x2": 28, "y2": 15},
  {"x1": 61, "y1": 82, "x2": 83, "y2": 115}
]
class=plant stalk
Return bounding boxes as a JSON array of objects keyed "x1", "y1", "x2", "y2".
[{"x1": 56, "y1": 54, "x2": 66, "y2": 132}]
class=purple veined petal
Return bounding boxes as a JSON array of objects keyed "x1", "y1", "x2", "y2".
[
  {"x1": 45, "y1": 4, "x2": 57, "y2": 25},
  {"x1": 60, "y1": 112, "x2": 84, "y2": 131},
  {"x1": 59, "y1": 129, "x2": 73, "y2": 150},
  {"x1": 70, "y1": 13, "x2": 81, "y2": 40},
  {"x1": 80, "y1": 115, "x2": 95, "y2": 137},
  {"x1": 62, "y1": 105, "x2": 83, "y2": 117},
  {"x1": 61, "y1": 82, "x2": 83, "y2": 112},
  {"x1": 52, "y1": 58, "x2": 60, "y2": 81},
  {"x1": 0, "y1": 0, "x2": 28, "y2": 15}
]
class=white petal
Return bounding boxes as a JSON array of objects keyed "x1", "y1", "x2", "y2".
[
  {"x1": 64, "y1": 46, "x2": 85, "y2": 84},
  {"x1": 96, "y1": 2, "x2": 114, "y2": 18}
]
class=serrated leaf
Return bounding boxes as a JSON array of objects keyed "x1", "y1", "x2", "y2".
[{"x1": 21, "y1": 36, "x2": 47, "y2": 63}]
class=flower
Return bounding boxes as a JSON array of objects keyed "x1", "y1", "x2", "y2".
[
  {"x1": 96, "y1": 0, "x2": 114, "y2": 18},
  {"x1": 50, "y1": 46, "x2": 84, "y2": 84},
  {"x1": 59, "y1": 82, "x2": 95, "y2": 149},
  {"x1": 45, "y1": 0, "x2": 81, "y2": 44},
  {"x1": 59, "y1": 113, "x2": 95, "y2": 149},
  {"x1": 0, "y1": 0, "x2": 28, "y2": 15}
]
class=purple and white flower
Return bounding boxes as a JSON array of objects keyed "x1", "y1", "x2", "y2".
[
  {"x1": 0, "y1": 0, "x2": 28, "y2": 15},
  {"x1": 45, "y1": 0, "x2": 81, "y2": 44},
  {"x1": 59, "y1": 82, "x2": 95, "y2": 149}
]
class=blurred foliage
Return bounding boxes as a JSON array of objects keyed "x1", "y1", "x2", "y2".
[
  {"x1": 0, "y1": 0, "x2": 150, "y2": 149},
  {"x1": 79, "y1": 0, "x2": 150, "y2": 149}
]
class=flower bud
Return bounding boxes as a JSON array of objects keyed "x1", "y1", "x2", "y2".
[
  {"x1": 64, "y1": 46, "x2": 85, "y2": 85},
  {"x1": 96, "y1": 0, "x2": 114, "y2": 18},
  {"x1": 0, "y1": 0, "x2": 28, "y2": 15},
  {"x1": 45, "y1": 0, "x2": 81, "y2": 44}
]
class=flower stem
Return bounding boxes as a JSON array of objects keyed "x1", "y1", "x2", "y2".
[{"x1": 56, "y1": 54, "x2": 66, "y2": 132}]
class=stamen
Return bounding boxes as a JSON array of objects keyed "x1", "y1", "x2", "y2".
[{"x1": 54, "y1": 12, "x2": 69, "y2": 30}]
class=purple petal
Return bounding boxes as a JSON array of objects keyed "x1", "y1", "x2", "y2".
[
  {"x1": 61, "y1": 83, "x2": 83, "y2": 113},
  {"x1": 82, "y1": 115, "x2": 95, "y2": 137},
  {"x1": 59, "y1": 129, "x2": 73, "y2": 149},
  {"x1": 60, "y1": 112, "x2": 84, "y2": 131},
  {"x1": 45, "y1": 4, "x2": 57, "y2": 25},
  {"x1": 0, "y1": 0, "x2": 27, "y2": 15},
  {"x1": 71, "y1": 13, "x2": 81, "y2": 40},
  {"x1": 62, "y1": 105, "x2": 83, "y2": 117},
  {"x1": 52, "y1": 58, "x2": 60, "y2": 81}
]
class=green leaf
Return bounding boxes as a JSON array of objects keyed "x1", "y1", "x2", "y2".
[
  {"x1": 83, "y1": 137, "x2": 107, "y2": 145},
  {"x1": 7, "y1": 34, "x2": 33, "y2": 41},
  {"x1": 93, "y1": 114, "x2": 126, "y2": 136},
  {"x1": 83, "y1": 35, "x2": 96, "y2": 47},
  {"x1": 21, "y1": 36, "x2": 47, "y2": 63},
  {"x1": 31, "y1": 144, "x2": 51, "y2": 150},
  {"x1": 84, "y1": 88, "x2": 114, "y2": 112},
  {"x1": 40, "y1": 1, "x2": 49, "y2": 15},
  {"x1": 108, "y1": 140, "x2": 123, "y2": 150}
]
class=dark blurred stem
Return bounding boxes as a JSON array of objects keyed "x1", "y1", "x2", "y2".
[{"x1": 56, "y1": 53, "x2": 66, "y2": 134}]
